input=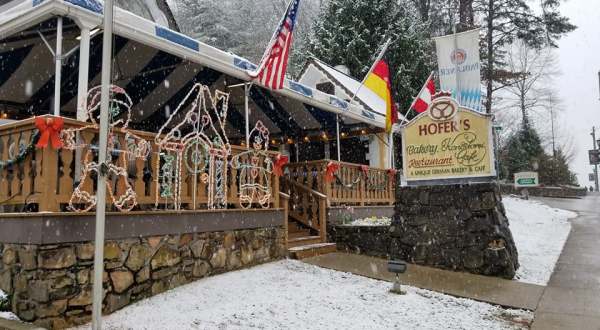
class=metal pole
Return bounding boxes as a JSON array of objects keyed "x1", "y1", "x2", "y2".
[
  {"x1": 336, "y1": 114, "x2": 341, "y2": 161},
  {"x1": 592, "y1": 126, "x2": 598, "y2": 190},
  {"x1": 92, "y1": 0, "x2": 114, "y2": 328},
  {"x1": 452, "y1": 24, "x2": 460, "y2": 103},
  {"x1": 388, "y1": 129, "x2": 394, "y2": 168},
  {"x1": 53, "y1": 16, "x2": 63, "y2": 115},
  {"x1": 244, "y1": 83, "x2": 250, "y2": 148},
  {"x1": 75, "y1": 27, "x2": 91, "y2": 184},
  {"x1": 76, "y1": 27, "x2": 91, "y2": 120}
]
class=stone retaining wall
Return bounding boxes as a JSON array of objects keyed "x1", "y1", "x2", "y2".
[
  {"x1": 500, "y1": 184, "x2": 587, "y2": 198},
  {"x1": 390, "y1": 183, "x2": 519, "y2": 279},
  {"x1": 0, "y1": 225, "x2": 284, "y2": 329},
  {"x1": 332, "y1": 225, "x2": 391, "y2": 257}
]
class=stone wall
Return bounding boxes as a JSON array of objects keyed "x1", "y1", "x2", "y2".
[
  {"x1": 0, "y1": 227, "x2": 285, "y2": 329},
  {"x1": 390, "y1": 183, "x2": 519, "y2": 279},
  {"x1": 332, "y1": 225, "x2": 391, "y2": 257},
  {"x1": 500, "y1": 184, "x2": 587, "y2": 198}
]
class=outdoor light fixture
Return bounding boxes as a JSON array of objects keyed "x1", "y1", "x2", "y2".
[{"x1": 387, "y1": 260, "x2": 407, "y2": 295}]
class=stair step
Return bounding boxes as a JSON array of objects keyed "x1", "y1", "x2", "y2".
[
  {"x1": 288, "y1": 231, "x2": 311, "y2": 239},
  {"x1": 288, "y1": 243, "x2": 337, "y2": 259},
  {"x1": 287, "y1": 235, "x2": 322, "y2": 248}
]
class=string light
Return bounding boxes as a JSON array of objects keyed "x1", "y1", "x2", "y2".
[
  {"x1": 287, "y1": 138, "x2": 294, "y2": 144},
  {"x1": 304, "y1": 136, "x2": 310, "y2": 142},
  {"x1": 232, "y1": 121, "x2": 274, "y2": 209},
  {"x1": 61, "y1": 85, "x2": 150, "y2": 212},
  {"x1": 155, "y1": 83, "x2": 232, "y2": 210},
  {"x1": 341, "y1": 132, "x2": 347, "y2": 138}
]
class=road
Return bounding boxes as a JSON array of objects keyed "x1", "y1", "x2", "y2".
[{"x1": 532, "y1": 193, "x2": 600, "y2": 329}]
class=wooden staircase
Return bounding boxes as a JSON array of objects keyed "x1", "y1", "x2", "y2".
[{"x1": 287, "y1": 219, "x2": 336, "y2": 259}]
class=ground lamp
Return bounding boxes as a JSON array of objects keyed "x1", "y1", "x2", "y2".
[{"x1": 387, "y1": 260, "x2": 407, "y2": 294}]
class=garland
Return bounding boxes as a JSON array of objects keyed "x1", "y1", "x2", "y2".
[{"x1": 0, "y1": 132, "x2": 40, "y2": 170}]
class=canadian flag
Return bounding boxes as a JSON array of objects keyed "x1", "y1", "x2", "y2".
[{"x1": 411, "y1": 73, "x2": 436, "y2": 113}]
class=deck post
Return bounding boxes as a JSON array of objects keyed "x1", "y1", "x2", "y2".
[
  {"x1": 336, "y1": 114, "x2": 341, "y2": 161},
  {"x1": 92, "y1": 0, "x2": 115, "y2": 328},
  {"x1": 75, "y1": 26, "x2": 91, "y2": 184},
  {"x1": 244, "y1": 83, "x2": 250, "y2": 148},
  {"x1": 53, "y1": 16, "x2": 63, "y2": 115}
]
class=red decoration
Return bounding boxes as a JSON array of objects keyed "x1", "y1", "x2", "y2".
[
  {"x1": 387, "y1": 168, "x2": 398, "y2": 181},
  {"x1": 359, "y1": 165, "x2": 369, "y2": 176},
  {"x1": 325, "y1": 161, "x2": 340, "y2": 182},
  {"x1": 273, "y1": 154, "x2": 289, "y2": 177},
  {"x1": 35, "y1": 116, "x2": 64, "y2": 149}
]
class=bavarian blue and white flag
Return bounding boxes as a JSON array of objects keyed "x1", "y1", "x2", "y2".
[{"x1": 434, "y1": 29, "x2": 482, "y2": 112}]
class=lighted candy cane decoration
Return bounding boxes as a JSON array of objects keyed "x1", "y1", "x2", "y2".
[{"x1": 155, "y1": 83, "x2": 231, "y2": 210}]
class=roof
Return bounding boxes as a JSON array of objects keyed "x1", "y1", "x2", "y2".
[
  {"x1": 0, "y1": 0, "x2": 389, "y2": 131},
  {"x1": 298, "y1": 58, "x2": 405, "y2": 122}
]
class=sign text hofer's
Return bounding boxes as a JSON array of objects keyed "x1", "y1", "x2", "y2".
[{"x1": 401, "y1": 97, "x2": 496, "y2": 184}]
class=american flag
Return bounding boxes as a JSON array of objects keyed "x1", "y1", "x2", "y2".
[{"x1": 249, "y1": 0, "x2": 300, "y2": 89}]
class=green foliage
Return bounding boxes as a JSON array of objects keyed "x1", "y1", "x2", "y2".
[
  {"x1": 309, "y1": 0, "x2": 434, "y2": 111},
  {"x1": 501, "y1": 124, "x2": 577, "y2": 186},
  {"x1": 501, "y1": 123, "x2": 544, "y2": 180}
]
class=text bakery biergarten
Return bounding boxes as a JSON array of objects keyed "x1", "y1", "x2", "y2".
[{"x1": 401, "y1": 97, "x2": 496, "y2": 184}]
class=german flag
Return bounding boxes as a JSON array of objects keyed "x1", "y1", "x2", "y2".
[{"x1": 364, "y1": 60, "x2": 398, "y2": 132}]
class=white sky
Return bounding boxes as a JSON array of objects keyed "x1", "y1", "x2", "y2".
[{"x1": 556, "y1": 0, "x2": 600, "y2": 185}]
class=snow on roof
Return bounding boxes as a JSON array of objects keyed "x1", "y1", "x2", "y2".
[{"x1": 310, "y1": 58, "x2": 387, "y2": 116}]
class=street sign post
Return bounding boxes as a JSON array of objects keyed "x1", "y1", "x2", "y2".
[
  {"x1": 589, "y1": 149, "x2": 600, "y2": 165},
  {"x1": 514, "y1": 171, "x2": 539, "y2": 187}
]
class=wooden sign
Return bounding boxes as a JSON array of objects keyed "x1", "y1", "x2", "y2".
[{"x1": 401, "y1": 97, "x2": 496, "y2": 185}]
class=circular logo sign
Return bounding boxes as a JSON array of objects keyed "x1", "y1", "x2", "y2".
[
  {"x1": 429, "y1": 98, "x2": 457, "y2": 121},
  {"x1": 451, "y1": 49, "x2": 467, "y2": 65}
]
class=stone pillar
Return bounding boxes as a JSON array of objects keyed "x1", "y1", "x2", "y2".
[{"x1": 390, "y1": 183, "x2": 519, "y2": 279}]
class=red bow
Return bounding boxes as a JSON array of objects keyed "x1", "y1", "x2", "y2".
[
  {"x1": 35, "y1": 116, "x2": 64, "y2": 149},
  {"x1": 359, "y1": 165, "x2": 369, "y2": 176},
  {"x1": 325, "y1": 161, "x2": 340, "y2": 183},
  {"x1": 387, "y1": 168, "x2": 398, "y2": 180},
  {"x1": 273, "y1": 154, "x2": 289, "y2": 177}
]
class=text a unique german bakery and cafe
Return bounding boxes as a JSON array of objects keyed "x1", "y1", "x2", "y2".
[{"x1": 401, "y1": 97, "x2": 496, "y2": 184}]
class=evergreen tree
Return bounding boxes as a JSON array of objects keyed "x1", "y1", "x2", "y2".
[
  {"x1": 474, "y1": 0, "x2": 576, "y2": 113},
  {"x1": 501, "y1": 122, "x2": 544, "y2": 180},
  {"x1": 309, "y1": 0, "x2": 434, "y2": 110}
]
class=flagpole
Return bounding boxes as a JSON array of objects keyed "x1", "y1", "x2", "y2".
[
  {"x1": 400, "y1": 71, "x2": 434, "y2": 125},
  {"x1": 348, "y1": 38, "x2": 391, "y2": 105},
  {"x1": 92, "y1": 0, "x2": 114, "y2": 328}
]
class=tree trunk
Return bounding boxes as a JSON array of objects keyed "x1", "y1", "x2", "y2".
[
  {"x1": 485, "y1": 0, "x2": 494, "y2": 114},
  {"x1": 156, "y1": 0, "x2": 180, "y2": 32},
  {"x1": 459, "y1": 0, "x2": 474, "y2": 30}
]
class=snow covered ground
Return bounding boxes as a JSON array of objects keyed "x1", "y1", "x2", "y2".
[
  {"x1": 0, "y1": 289, "x2": 17, "y2": 321},
  {"x1": 345, "y1": 216, "x2": 392, "y2": 226},
  {"x1": 73, "y1": 260, "x2": 531, "y2": 330},
  {"x1": 504, "y1": 196, "x2": 577, "y2": 285}
]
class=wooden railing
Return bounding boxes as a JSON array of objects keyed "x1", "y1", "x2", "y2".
[
  {"x1": 285, "y1": 160, "x2": 395, "y2": 206},
  {"x1": 0, "y1": 115, "x2": 280, "y2": 213},
  {"x1": 280, "y1": 178, "x2": 327, "y2": 242}
]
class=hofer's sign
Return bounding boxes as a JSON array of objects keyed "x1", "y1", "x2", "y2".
[{"x1": 401, "y1": 97, "x2": 496, "y2": 185}]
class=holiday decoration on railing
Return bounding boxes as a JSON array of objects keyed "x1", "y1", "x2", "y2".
[
  {"x1": 232, "y1": 121, "x2": 275, "y2": 209},
  {"x1": 273, "y1": 154, "x2": 289, "y2": 177},
  {"x1": 359, "y1": 164, "x2": 369, "y2": 177},
  {"x1": 155, "y1": 83, "x2": 231, "y2": 210},
  {"x1": 0, "y1": 132, "x2": 39, "y2": 170},
  {"x1": 387, "y1": 168, "x2": 398, "y2": 181},
  {"x1": 61, "y1": 85, "x2": 150, "y2": 212},
  {"x1": 35, "y1": 116, "x2": 64, "y2": 149},
  {"x1": 325, "y1": 161, "x2": 340, "y2": 183}
]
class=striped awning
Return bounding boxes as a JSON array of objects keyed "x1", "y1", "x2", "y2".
[{"x1": 0, "y1": 0, "x2": 389, "y2": 139}]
